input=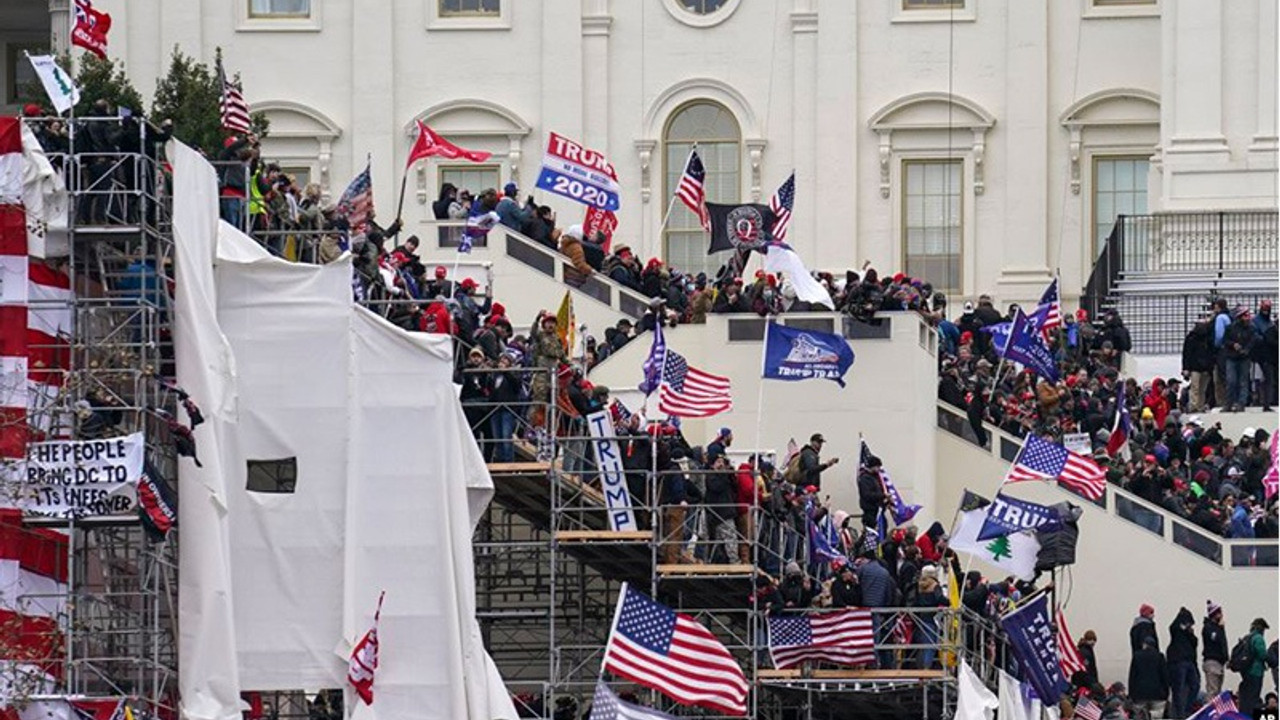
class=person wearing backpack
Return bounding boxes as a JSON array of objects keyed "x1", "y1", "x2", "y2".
[
  {"x1": 1202, "y1": 601, "x2": 1229, "y2": 697},
  {"x1": 1233, "y1": 618, "x2": 1270, "y2": 714}
]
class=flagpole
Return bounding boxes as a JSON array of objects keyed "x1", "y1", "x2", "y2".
[
  {"x1": 654, "y1": 144, "x2": 696, "y2": 261},
  {"x1": 753, "y1": 321, "x2": 771, "y2": 477},
  {"x1": 395, "y1": 164, "x2": 410, "y2": 222}
]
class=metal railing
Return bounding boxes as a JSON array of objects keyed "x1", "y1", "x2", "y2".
[
  {"x1": 1082, "y1": 210, "x2": 1279, "y2": 320},
  {"x1": 935, "y1": 402, "x2": 1278, "y2": 568}
]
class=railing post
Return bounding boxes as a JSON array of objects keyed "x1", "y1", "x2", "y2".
[{"x1": 1218, "y1": 211, "x2": 1225, "y2": 274}]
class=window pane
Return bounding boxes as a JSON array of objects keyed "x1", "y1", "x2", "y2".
[
  {"x1": 440, "y1": 0, "x2": 500, "y2": 16},
  {"x1": 1115, "y1": 160, "x2": 1134, "y2": 191},
  {"x1": 901, "y1": 160, "x2": 962, "y2": 295},
  {"x1": 441, "y1": 166, "x2": 500, "y2": 197},
  {"x1": 664, "y1": 102, "x2": 740, "y2": 272},
  {"x1": 681, "y1": 0, "x2": 729, "y2": 14},
  {"x1": 250, "y1": 0, "x2": 310, "y2": 16}
]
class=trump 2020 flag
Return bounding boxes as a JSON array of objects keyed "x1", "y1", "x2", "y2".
[
  {"x1": 762, "y1": 322, "x2": 854, "y2": 387},
  {"x1": 348, "y1": 591, "x2": 385, "y2": 705},
  {"x1": 1002, "y1": 307, "x2": 1059, "y2": 382},
  {"x1": 998, "y1": 593, "x2": 1064, "y2": 707},
  {"x1": 977, "y1": 493, "x2": 1063, "y2": 541}
]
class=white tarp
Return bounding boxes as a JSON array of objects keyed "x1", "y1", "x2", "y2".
[{"x1": 171, "y1": 140, "x2": 516, "y2": 720}]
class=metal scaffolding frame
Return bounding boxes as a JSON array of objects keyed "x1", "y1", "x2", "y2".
[
  {"x1": 7, "y1": 116, "x2": 180, "y2": 718},
  {"x1": 464, "y1": 368, "x2": 962, "y2": 719}
]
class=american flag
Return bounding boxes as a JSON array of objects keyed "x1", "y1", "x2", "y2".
[
  {"x1": 1056, "y1": 608, "x2": 1088, "y2": 680},
  {"x1": 337, "y1": 162, "x2": 374, "y2": 235},
  {"x1": 675, "y1": 149, "x2": 709, "y2": 231},
  {"x1": 215, "y1": 57, "x2": 251, "y2": 134},
  {"x1": 1072, "y1": 695, "x2": 1102, "y2": 720},
  {"x1": 1187, "y1": 691, "x2": 1240, "y2": 719},
  {"x1": 1006, "y1": 434, "x2": 1106, "y2": 500},
  {"x1": 767, "y1": 609, "x2": 876, "y2": 670},
  {"x1": 1038, "y1": 277, "x2": 1062, "y2": 335},
  {"x1": 769, "y1": 173, "x2": 795, "y2": 243},
  {"x1": 602, "y1": 584, "x2": 748, "y2": 716},
  {"x1": 1105, "y1": 383, "x2": 1131, "y2": 459},
  {"x1": 588, "y1": 682, "x2": 681, "y2": 720},
  {"x1": 658, "y1": 350, "x2": 732, "y2": 418}
]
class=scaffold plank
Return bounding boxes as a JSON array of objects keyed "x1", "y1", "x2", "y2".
[
  {"x1": 487, "y1": 461, "x2": 552, "y2": 474},
  {"x1": 656, "y1": 563, "x2": 755, "y2": 576},
  {"x1": 756, "y1": 668, "x2": 948, "y2": 680},
  {"x1": 554, "y1": 530, "x2": 652, "y2": 542}
]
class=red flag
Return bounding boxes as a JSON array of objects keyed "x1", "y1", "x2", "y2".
[
  {"x1": 347, "y1": 591, "x2": 385, "y2": 705},
  {"x1": 405, "y1": 121, "x2": 491, "y2": 169},
  {"x1": 582, "y1": 206, "x2": 617, "y2": 252},
  {"x1": 72, "y1": 0, "x2": 111, "y2": 59}
]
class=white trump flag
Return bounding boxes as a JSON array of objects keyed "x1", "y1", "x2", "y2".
[{"x1": 27, "y1": 55, "x2": 80, "y2": 114}]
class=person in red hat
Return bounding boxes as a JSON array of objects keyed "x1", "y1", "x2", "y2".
[{"x1": 1131, "y1": 603, "x2": 1159, "y2": 657}]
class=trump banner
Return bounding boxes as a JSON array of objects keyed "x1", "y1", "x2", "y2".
[
  {"x1": 1002, "y1": 307, "x2": 1059, "y2": 382},
  {"x1": 998, "y1": 593, "x2": 1064, "y2": 706},
  {"x1": 762, "y1": 322, "x2": 855, "y2": 387},
  {"x1": 977, "y1": 492, "x2": 1063, "y2": 541},
  {"x1": 536, "y1": 132, "x2": 621, "y2": 211},
  {"x1": 586, "y1": 410, "x2": 637, "y2": 531}
]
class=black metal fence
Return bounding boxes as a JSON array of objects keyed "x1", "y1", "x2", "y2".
[{"x1": 1081, "y1": 211, "x2": 1279, "y2": 319}]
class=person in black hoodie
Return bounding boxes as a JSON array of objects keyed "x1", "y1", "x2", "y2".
[
  {"x1": 1201, "y1": 601, "x2": 1229, "y2": 697},
  {"x1": 1166, "y1": 606, "x2": 1199, "y2": 718},
  {"x1": 830, "y1": 563, "x2": 862, "y2": 608},
  {"x1": 1131, "y1": 604, "x2": 1159, "y2": 656},
  {"x1": 432, "y1": 183, "x2": 457, "y2": 220},
  {"x1": 856, "y1": 454, "x2": 888, "y2": 528},
  {"x1": 1129, "y1": 635, "x2": 1170, "y2": 719}
]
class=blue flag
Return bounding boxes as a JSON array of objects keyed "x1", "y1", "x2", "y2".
[
  {"x1": 861, "y1": 439, "x2": 922, "y2": 525},
  {"x1": 976, "y1": 492, "x2": 1063, "y2": 541},
  {"x1": 999, "y1": 593, "x2": 1064, "y2": 706},
  {"x1": 1002, "y1": 308, "x2": 1059, "y2": 382},
  {"x1": 762, "y1": 322, "x2": 855, "y2": 387},
  {"x1": 808, "y1": 516, "x2": 844, "y2": 564}
]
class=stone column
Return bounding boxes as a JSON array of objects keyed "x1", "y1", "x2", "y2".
[
  {"x1": 790, "y1": 0, "x2": 818, "y2": 260},
  {"x1": 582, "y1": 0, "x2": 612, "y2": 154},
  {"x1": 1250, "y1": 0, "x2": 1278, "y2": 157},
  {"x1": 1162, "y1": 0, "x2": 1229, "y2": 157},
  {"x1": 996, "y1": 0, "x2": 1051, "y2": 301}
]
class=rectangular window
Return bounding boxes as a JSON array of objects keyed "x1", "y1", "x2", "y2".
[
  {"x1": 249, "y1": 0, "x2": 311, "y2": 16},
  {"x1": 902, "y1": 160, "x2": 962, "y2": 296},
  {"x1": 246, "y1": 458, "x2": 298, "y2": 493},
  {"x1": 279, "y1": 166, "x2": 311, "y2": 188},
  {"x1": 664, "y1": 141, "x2": 739, "y2": 278},
  {"x1": 439, "y1": 165, "x2": 500, "y2": 200},
  {"x1": 903, "y1": 0, "x2": 965, "y2": 8},
  {"x1": 1093, "y1": 156, "x2": 1149, "y2": 258},
  {"x1": 439, "y1": 0, "x2": 500, "y2": 16},
  {"x1": 7, "y1": 42, "x2": 50, "y2": 104}
]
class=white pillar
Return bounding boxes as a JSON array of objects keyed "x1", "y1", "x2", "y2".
[
  {"x1": 996, "y1": 0, "x2": 1051, "y2": 301},
  {"x1": 1163, "y1": 0, "x2": 1229, "y2": 156},
  {"x1": 48, "y1": 0, "x2": 70, "y2": 56},
  {"x1": 790, "y1": 0, "x2": 818, "y2": 261},
  {"x1": 581, "y1": 0, "x2": 612, "y2": 154},
  {"x1": 350, "y1": 0, "x2": 396, "y2": 227},
  {"x1": 1250, "y1": 0, "x2": 1278, "y2": 156}
]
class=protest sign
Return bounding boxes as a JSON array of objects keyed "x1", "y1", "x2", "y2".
[{"x1": 19, "y1": 432, "x2": 144, "y2": 518}]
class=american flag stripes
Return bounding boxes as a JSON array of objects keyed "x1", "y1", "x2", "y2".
[
  {"x1": 336, "y1": 162, "x2": 374, "y2": 236},
  {"x1": 768, "y1": 173, "x2": 795, "y2": 243},
  {"x1": 1187, "y1": 691, "x2": 1240, "y2": 719},
  {"x1": 1006, "y1": 434, "x2": 1106, "y2": 500},
  {"x1": 1055, "y1": 608, "x2": 1088, "y2": 680},
  {"x1": 658, "y1": 350, "x2": 732, "y2": 418},
  {"x1": 603, "y1": 584, "x2": 748, "y2": 716},
  {"x1": 1072, "y1": 695, "x2": 1102, "y2": 720},
  {"x1": 1038, "y1": 277, "x2": 1062, "y2": 335},
  {"x1": 215, "y1": 57, "x2": 251, "y2": 134},
  {"x1": 347, "y1": 591, "x2": 385, "y2": 705},
  {"x1": 1105, "y1": 383, "x2": 1131, "y2": 459},
  {"x1": 767, "y1": 609, "x2": 876, "y2": 670},
  {"x1": 675, "y1": 149, "x2": 709, "y2": 231},
  {"x1": 640, "y1": 323, "x2": 732, "y2": 418}
]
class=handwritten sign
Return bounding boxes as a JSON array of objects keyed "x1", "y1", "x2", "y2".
[{"x1": 18, "y1": 432, "x2": 144, "y2": 518}]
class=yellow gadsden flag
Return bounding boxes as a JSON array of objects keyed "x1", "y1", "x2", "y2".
[
  {"x1": 555, "y1": 290, "x2": 576, "y2": 356},
  {"x1": 943, "y1": 568, "x2": 962, "y2": 669}
]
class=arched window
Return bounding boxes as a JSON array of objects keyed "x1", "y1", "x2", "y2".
[{"x1": 663, "y1": 101, "x2": 740, "y2": 277}]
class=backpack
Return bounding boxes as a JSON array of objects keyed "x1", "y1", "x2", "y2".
[
  {"x1": 1228, "y1": 634, "x2": 1256, "y2": 673},
  {"x1": 782, "y1": 453, "x2": 804, "y2": 485}
]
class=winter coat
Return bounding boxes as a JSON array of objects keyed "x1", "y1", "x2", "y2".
[
  {"x1": 1079, "y1": 642, "x2": 1099, "y2": 683},
  {"x1": 780, "y1": 574, "x2": 816, "y2": 611},
  {"x1": 856, "y1": 468, "x2": 886, "y2": 521},
  {"x1": 912, "y1": 576, "x2": 947, "y2": 625},
  {"x1": 856, "y1": 559, "x2": 894, "y2": 608},
  {"x1": 1130, "y1": 616, "x2": 1159, "y2": 654},
  {"x1": 830, "y1": 577, "x2": 862, "y2": 608},
  {"x1": 1182, "y1": 321, "x2": 1217, "y2": 372},
  {"x1": 1166, "y1": 607, "x2": 1198, "y2": 663},
  {"x1": 1202, "y1": 619, "x2": 1228, "y2": 662},
  {"x1": 559, "y1": 234, "x2": 594, "y2": 276},
  {"x1": 689, "y1": 290, "x2": 713, "y2": 324},
  {"x1": 1128, "y1": 647, "x2": 1169, "y2": 702},
  {"x1": 1223, "y1": 318, "x2": 1257, "y2": 360}
]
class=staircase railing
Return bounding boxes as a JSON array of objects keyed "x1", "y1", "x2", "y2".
[
  {"x1": 935, "y1": 401, "x2": 1279, "y2": 570},
  {"x1": 1081, "y1": 211, "x2": 1279, "y2": 319}
]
